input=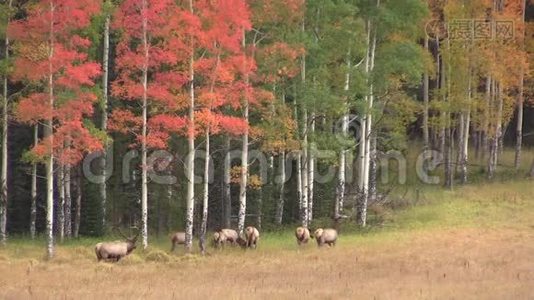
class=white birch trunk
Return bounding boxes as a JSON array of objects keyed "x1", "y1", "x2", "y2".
[
  {"x1": 0, "y1": 0, "x2": 12, "y2": 245},
  {"x1": 301, "y1": 109, "x2": 309, "y2": 228},
  {"x1": 299, "y1": 32, "x2": 308, "y2": 227},
  {"x1": 46, "y1": 1, "x2": 55, "y2": 258},
  {"x1": 357, "y1": 24, "x2": 370, "y2": 223},
  {"x1": 358, "y1": 6, "x2": 378, "y2": 226},
  {"x1": 460, "y1": 73, "x2": 471, "y2": 184},
  {"x1": 337, "y1": 63, "x2": 350, "y2": 219},
  {"x1": 368, "y1": 135, "x2": 377, "y2": 204},
  {"x1": 308, "y1": 113, "x2": 315, "y2": 222},
  {"x1": 237, "y1": 30, "x2": 249, "y2": 235},
  {"x1": 100, "y1": 10, "x2": 110, "y2": 230},
  {"x1": 275, "y1": 93, "x2": 286, "y2": 225},
  {"x1": 140, "y1": 0, "x2": 149, "y2": 249},
  {"x1": 488, "y1": 80, "x2": 500, "y2": 179},
  {"x1": 238, "y1": 101, "x2": 248, "y2": 235},
  {"x1": 185, "y1": 0, "x2": 196, "y2": 252},
  {"x1": 294, "y1": 100, "x2": 302, "y2": 214},
  {"x1": 199, "y1": 129, "x2": 209, "y2": 255}
]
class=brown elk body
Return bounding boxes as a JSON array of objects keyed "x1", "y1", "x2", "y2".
[
  {"x1": 295, "y1": 227, "x2": 310, "y2": 245},
  {"x1": 213, "y1": 228, "x2": 239, "y2": 248},
  {"x1": 313, "y1": 228, "x2": 337, "y2": 247},
  {"x1": 238, "y1": 226, "x2": 259, "y2": 249},
  {"x1": 95, "y1": 229, "x2": 139, "y2": 262},
  {"x1": 170, "y1": 232, "x2": 186, "y2": 252}
]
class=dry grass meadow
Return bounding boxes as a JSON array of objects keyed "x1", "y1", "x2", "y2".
[{"x1": 1, "y1": 180, "x2": 534, "y2": 299}]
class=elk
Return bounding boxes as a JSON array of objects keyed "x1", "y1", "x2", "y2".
[
  {"x1": 213, "y1": 228, "x2": 239, "y2": 248},
  {"x1": 295, "y1": 227, "x2": 310, "y2": 246},
  {"x1": 313, "y1": 228, "x2": 337, "y2": 247},
  {"x1": 95, "y1": 228, "x2": 139, "y2": 262},
  {"x1": 170, "y1": 231, "x2": 186, "y2": 252},
  {"x1": 237, "y1": 226, "x2": 259, "y2": 249}
]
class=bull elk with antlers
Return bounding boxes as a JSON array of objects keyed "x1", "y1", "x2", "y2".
[{"x1": 95, "y1": 227, "x2": 139, "y2": 262}]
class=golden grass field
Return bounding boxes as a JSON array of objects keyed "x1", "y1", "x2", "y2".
[{"x1": 1, "y1": 181, "x2": 534, "y2": 299}]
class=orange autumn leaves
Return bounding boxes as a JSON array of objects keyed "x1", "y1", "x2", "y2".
[{"x1": 10, "y1": 0, "x2": 103, "y2": 165}]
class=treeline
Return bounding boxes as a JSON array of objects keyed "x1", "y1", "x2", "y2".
[{"x1": 0, "y1": 0, "x2": 531, "y2": 258}]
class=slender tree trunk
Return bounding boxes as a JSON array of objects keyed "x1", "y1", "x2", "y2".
[
  {"x1": 238, "y1": 102, "x2": 249, "y2": 235},
  {"x1": 100, "y1": 9, "x2": 110, "y2": 231},
  {"x1": 46, "y1": 2, "x2": 56, "y2": 259},
  {"x1": 444, "y1": 115, "x2": 453, "y2": 188},
  {"x1": 300, "y1": 35, "x2": 308, "y2": 227},
  {"x1": 64, "y1": 164, "x2": 71, "y2": 237},
  {"x1": 358, "y1": 14, "x2": 378, "y2": 226},
  {"x1": 256, "y1": 186, "x2": 262, "y2": 230},
  {"x1": 268, "y1": 154, "x2": 274, "y2": 217},
  {"x1": 30, "y1": 125, "x2": 38, "y2": 239},
  {"x1": 294, "y1": 95, "x2": 302, "y2": 216},
  {"x1": 515, "y1": 0, "x2": 526, "y2": 170},
  {"x1": 301, "y1": 109, "x2": 309, "y2": 228},
  {"x1": 423, "y1": 35, "x2": 430, "y2": 148},
  {"x1": 275, "y1": 93, "x2": 286, "y2": 226},
  {"x1": 223, "y1": 137, "x2": 231, "y2": 228},
  {"x1": 45, "y1": 128, "x2": 54, "y2": 258},
  {"x1": 57, "y1": 163, "x2": 65, "y2": 242},
  {"x1": 515, "y1": 80, "x2": 524, "y2": 170},
  {"x1": 444, "y1": 36, "x2": 454, "y2": 189},
  {"x1": 488, "y1": 80, "x2": 502, "y2": 179},
  {"x1": 237, "y1": 30, "x2": 249, "y2": 236},
  {"x1": 140, "y1": 0, "x2": 149, "y2": 249},
  {"x1": 368, "y1": 134, "x2": 377, "y2": 204},
  {"x1": 296, "y1": 148, "x2": 302, "y2": 213},
  {"x1": 337, "y1": 65, "x2": 350, "y2": 219},
  {"x1": 0, "y1": 0, "x2": 12, "y2": 246},
  {"x1": 199, "y1": 130, "x2": 210, "y2": 255},
  {"x1": 361, "y1": 86, "x2": 374, "y2": 224},
  {"x1": 498, "y1": 124, "x2": 505, "y2": 155},
  {"x1": 460, "y1": 73, "x2": 472, "y2": 184},
  {"x1": 185, "y1": 0, "x2": 196, "y2": 252},
  {"x1": 166, "y1": 178, "x2": 172, "y2": 233},
  {"x1": 482, "y1": 77, "x2": 491, "y2": 161},
  {"x1": 357, "y1": 21, "x2": 371, "y2": 225},
  {"x1": 73, "y1": 166, "x2": 82, "y2": 238},
  {"x1": 275, "y1": 151, "x2": 285, "y2": 225},
  {"x1": 308, "y1": 112, "x2": 315, "y2": 222},
  {"x1": 495, "y1": 83, "x2": 503, "y2": 173}
]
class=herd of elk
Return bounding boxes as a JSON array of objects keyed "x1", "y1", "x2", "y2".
[{"x1": 95, "y1": 224, "x2": 339, "y2": 262}]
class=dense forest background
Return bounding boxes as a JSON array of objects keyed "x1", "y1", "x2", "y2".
[{"x1": 0, "y1": 0, "x2": 532, "y2": 257}]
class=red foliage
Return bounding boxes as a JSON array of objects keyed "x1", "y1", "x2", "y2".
[
  {"x1": 111, "y1": 0, "x2": 194, "y2": 149},
  {"x1": 11, "y1": 0, "x2": 103, "y2": 165}
]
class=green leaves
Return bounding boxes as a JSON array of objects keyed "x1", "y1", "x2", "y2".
[{"x1": 374, "y1": 40, "x2": 427, "y2": 89}]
